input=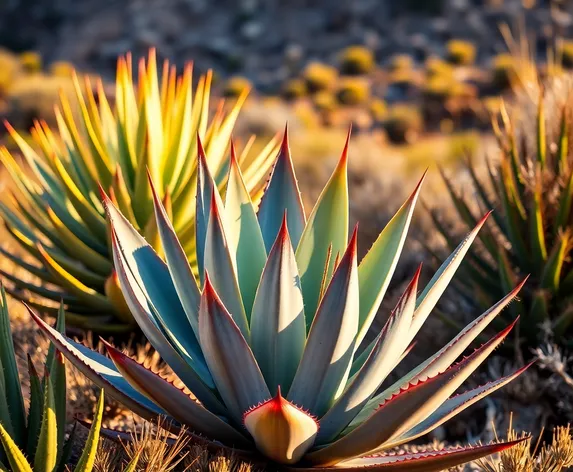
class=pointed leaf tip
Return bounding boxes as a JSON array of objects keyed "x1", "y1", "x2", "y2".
[{"x1": 243, "y1": 390, "x2": 318, "y2": 464}]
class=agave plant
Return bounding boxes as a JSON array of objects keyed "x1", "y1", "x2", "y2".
[
  {"x1": 0, "y1": 286, "x2": 72, "y2": 471},
  {"x1": 430, "y1": 87, "x2": 573, "y2": 349},
  {"x1": 0, "y1": 49, "x2": 278, "y2": 331},
  {"x1": 0, "y1": 389, "x2": 141, "y2": 472},
  {"x1": 31, "y1": 131, "x2": 529, "y2": 470}
]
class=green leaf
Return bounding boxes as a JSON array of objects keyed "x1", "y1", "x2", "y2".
[
  {"x1": 413, "y1": 212, "x2": 492, "y2": 335},
  {"x1": 56, "y1": 422, "x2": 76, "y2": 472},
  {"x1": 257, "y1": 128, "x2": 306, "y2": 252},
  {"x1": 26, "y1": 356, "x2": 43, "y2": 460},
  {"x1": 528, "y1": 172, "x2": 547, "y2": 269},
  {"x1": 149, "y1": 173, "x2": 201, "y2": 339},
  {"x1": 28, "y1": 308, "x2": 168, "y2": 421},
  {"x1": 0, "y1": 423, "x2": 33, "y2": 472},
  {"x1": 288, "y1": 230, "x2": 359, "y2": 417},
  {"x1": 203, "y1": 185, "x2": 249, "y2": 338},
  {"x1": 357, "y1": 173, "x2": 423, "y2": 346},
  {"x1": 306, "y1": 321, "x2": 516, "y2": 466},
  {"x1": 382, "y1": 363, "x2": 532, "y2": 450},
  {"x1": 104, "y1": 192, "x2": 213, "y2": 386},
  {"x1": 350, "y1": 279, "x2": 525, "y2": 429},
  {"x1": 122, "y1": 450, "x2": 141, "y2": 472},
  {"x1": 73, "y1": 390, "x2": 104, "y2": 472},
  {"x1": 199, "y1": 274, "x2": 270, "y2": 423},
  {"x1": 103, "y1": 342, "x2": 249, "y2": 447},
  {"x1": 34, "y1": 375, "x2": 57, "y2": 472},
  {"x1": 317, "y1": 267, "x2": 420, "y2": 444},
  {"x1": 0, "y1": 286, "x2": 25, "y2": 444},
  {"x1": 224, "y1": 145, "x2": 267, "y2": 316},
  {"x1": 537, "y1": 92, "x2": 546, "y2": 168},
  {"x1": 251, "y1": 215, "x2": 306, "y2": 393},
  {"x1": 540, "y1": 232, "x2": 569, "y2": 291},
  {"x1": 296, "y1": 132, "x2": 349, "y2": 324},
  {"x1": 46, "y1": 305, "x2": 67, "y2": 453}
]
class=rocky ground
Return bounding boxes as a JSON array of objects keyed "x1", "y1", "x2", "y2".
[{"x1": 0, "y1": 0, "x2": 572, "y2": 90}]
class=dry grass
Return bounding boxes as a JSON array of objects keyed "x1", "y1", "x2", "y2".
[
  {"x1": 91, "y1": 419, "x2": 258, "y2": 472},
  {"x1": 476, "y1": 419, "x2": 573, "y2": 472}
]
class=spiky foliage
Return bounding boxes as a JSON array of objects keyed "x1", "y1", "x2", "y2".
[
  {"x1": 0, "y1": 287, "x2": 71, "y2": 471},
  {"x1": 1, "y1": 388, "x2": 140, "y2": 472},
  {"x1": 0, "y1": 50, "x2": 279, "y2": 331},
  {"x1": 432, "y1": 82, "x2": 573, "y2": 349},
  {"x1": 31, "y1": 129, "x2": 530, "y2": 470}
]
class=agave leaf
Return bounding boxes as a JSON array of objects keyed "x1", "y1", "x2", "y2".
[
  {"x1": 204, "y1": 88, "x2": 247, "y2": 179},
  {"x1": 149, "y1": 173, "x2": 201, "y2": 338},
  {"x1": 528, "y1": 171, "x2": 547, "y2": 269},
  {"x1": 28, "y1": 308, "x2": 168, "y2": 421},
  {"x1": 55, "y1": 423, "x2": 76, "y2": 472},
  {"x1": 306, "y1": 321, "x2": 516, "y2": 466},
  {"x1": 382, "y1": 363, "x2": 533, "y2": 450},
  {"x1": 296, "y1": 131, "x2": 350, "y2": 323},
  {"x1": 73, "y1": 390, "x2": 104, "y2": 472},
  {"x1": 195, "y1": 137, "x2": 222, "y2": 280},
  {"x1": 350, "y1": 279, "x2": 525, "y2": 429},
  {"x1": 47, "y1": 305, "x2": 67, "y2": 452},
  {"x1": 242, "y1": 134, "x2": 281, "y2": 201},
  {"x1": 110, "y1": 229, "x2": 226, "y2": 413},
  {"x1": 412, "y1": 212, "x2": 491, "y2": 335},
  {"x1": 0, "y1": 286, "x2": 25, "y2": 444},
  {"x1": 45, "y1": 208, "x2": 110, "y2": 274},
  {"x1": 34, "y1": 374, "x2": 57, "y2": 472},
  {"x1": 0, "y1": 357, "x2": 14, "y2": 453},
  {"x1": 40, "y1": 246, "x2": 107, "y2": 288},
  {"x1": 0, "y1": 423, "x2": 33, "y2": 472},
  {"x1": 104, "y1": 194, "x2": 213, "y2": 381},
  {"x1": 106, "y1": 342, "x2": 250, "y2": 447},
  {"x1": 199, "y1": 275, "x2": 270, "y2": 423},
  {"x1": 257, "y1": 127, "x2": 306, "y2": 252},
  {"x1": 203, "y1": 185, "x2": 249, "y2": 338},
  {"x1": 540, "y1": 232, "x2": 569, "y2": 291},
  {"x1": 297, "y1": 439, "x2": 526, "y2": 471},
  {"x1": 36, "y1": 245, "x2": 113, "y2": 311},
  {"x1": 244, "y1": 388, "x2": 318, "y2": 464},
  {"x1": 422, "y1": 203, "x2": 499, "y2": 287},
  {"x1": 288, "y1": 229, "x2": 359, "y2": 417},
  {"x1": 26, "y1": 356, "x2": 43, "y2": 460},
  {"x1": 122, "y1": 451, "x2": 142, "y2": 472},
  {"x1": 224, "y1": 144, "x2": 267, "y2": 315},
  {"x1": 50, "y1": 154, "x2": 108, "y2": 241},
  {"x1": 537, "y1": 91, "x2": 546, "y2": 168},
  {"x1": 250, "y1": 215, "x2": 306, "y2": 394},
  {"x1": 497, "y1": 160, "x2": 529, "y2": 268},
  {"x1": 357, "y1": 173, "x2": 424, "y2": 346},
  {"x1": 317, "y1": 267, "x2": 420, "y2": 444}
]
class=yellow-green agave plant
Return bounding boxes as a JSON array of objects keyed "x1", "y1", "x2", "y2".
[
  {"x1": 0, "y1": 50, "x2": 279, "y2": 331},
  {"x1": 31, "y1": 131, "x2": 529, "y2": 470}
]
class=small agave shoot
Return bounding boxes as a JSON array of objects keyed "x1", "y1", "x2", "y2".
[
  {"x1": 0, "y1": 49, "x2": 278, "y2": 331},
  {"x1": 31, "y1": 130, "x2": 530, "y2": 470},
  {"x1": 0, "y1": 288, "x2": 135, "y2": 472}
]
